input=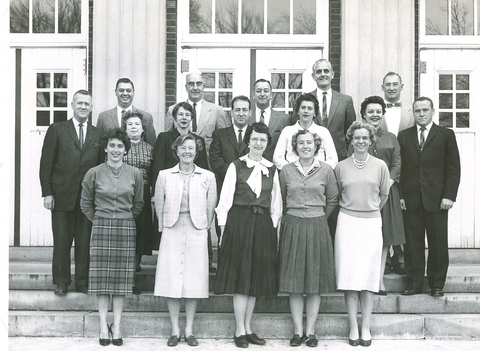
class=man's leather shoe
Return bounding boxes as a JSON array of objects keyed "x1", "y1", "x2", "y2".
[
  {"x1": 384, "y1": 263, "x2": 391, "y2": 274},
  {"x1": 132, "y1": 286, "x2": 141, "y2": 295},
  {"x1": 54, "y1": 284, "x2": 68, "y2": 295},
  {"x1": 392, "y1": 262, "x2": 406, "y2": 275},
  {"x1": 401, "y1": 287, "x2": 422, "y2": 295},
  {"x1": 233, "y1": 334, "x2": 249, "y2": 348},
  {"x1": 75, "y1": 285, "x2": 88, "y2": 294},
  {"x1": 290, "y1": 334, "x2": 304, "y2": 346},
  {"x1": 167, "y1": 335, "x2": 180, "y2": 347},
  {"x1": 246, "y1": 332, "x2": 266, "y2": 345},
  {"x1": 305, "y1": 334, "x2": 318, "y2": 347},
  {"x1": 430, "y1": 288, "x2": 444, "y2": 297}
]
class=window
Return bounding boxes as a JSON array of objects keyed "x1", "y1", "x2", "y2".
[
  {"x1": 438, "y1": 73, "x2": 470, "y2": 128},
  {"x1": 202, "y1": 72, "x2": 233, "y2": 110},
  {"x1": 36, "y1": 72, "x2": 69, "y2": 126},
  {"x1": 189, "y1": 0, "x2": 316, "y2": 35},
  {"x1": 271, "y1": 71, "x2": 303, "y2": 117},
  {"x1": 425, "y1": 0, "x2": 478, "y2": 35}
]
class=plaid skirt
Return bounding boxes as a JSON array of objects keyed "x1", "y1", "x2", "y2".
[{"x1": 88, "y1": 216, "x2": 136, "y2": 296}]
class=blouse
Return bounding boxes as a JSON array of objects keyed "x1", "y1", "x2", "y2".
[
  {"x1": 123, "y1": 140, "x2": 153, "y2": 185},
  {"x1": 81, "y1": 163, "x2": 144, "y2": 221},
  {"x1": 280, "y1": 160, "x2": 338, "y2": 218}
]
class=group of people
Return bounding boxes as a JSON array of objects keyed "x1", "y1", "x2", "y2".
[{"x1": 39, "y1": 58, "x2": 461, "y2": 348}]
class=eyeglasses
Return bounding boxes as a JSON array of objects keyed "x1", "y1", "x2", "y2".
[
  {"x1": 187, "y1": 82, "x2": 204, "y2": 88},
  {"x1": 250, "y1": 137, "x2": 268, "y2": 144}
]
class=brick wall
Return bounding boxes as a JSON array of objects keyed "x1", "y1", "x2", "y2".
[
  {"x1": 165, "y1": 1, "x2": 177, "y2": 112},
  {"x1": 414, "y1": 0, "x2": 419, "y2": 99},
  {"x1": 329, "y1": 0, "x2": 341, "y2": 92}
]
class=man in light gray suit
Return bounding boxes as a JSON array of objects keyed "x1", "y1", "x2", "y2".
[
  {"x1": 249, "y1": 78, "x2": 290, "y2": 161},
  {"x1": 96, "y1": 78, "x2": 156, "y2": 145},
  {"x1": 164, "y1": 72, "x2": 231, "y2": 155}
]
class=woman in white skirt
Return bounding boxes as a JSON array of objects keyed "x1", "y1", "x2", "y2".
[
  {"x1": 154, "y1": 134, "x2": 217, "y2": 347},
  {"x1": 334, "y1": 121, "x2": 390, "y2": 347}
]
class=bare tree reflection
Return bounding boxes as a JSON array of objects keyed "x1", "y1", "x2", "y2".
[
  {"x1": 190, "y1": 0, "x2": 212, "y2": 33},
  {"x1": 426, "y1": 0, "x2": 473, "y2": 35}
]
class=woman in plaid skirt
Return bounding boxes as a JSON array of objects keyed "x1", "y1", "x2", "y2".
[{"x1": 81, "y1": 128, "x2": 144, "y2": 346}]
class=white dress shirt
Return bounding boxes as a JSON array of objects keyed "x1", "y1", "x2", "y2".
[
  {"x1": 117, "y1": 105, "x2": 132, "y2": 127},
  {"x1": 72, "y1": 118, "x2": 86, "y2": 144},
  {"x1": 417, "y1": 121, "x2": 433, "y2": 146},
  {"x1": 316, "y1": 87, "x2": 332, "y2": 116},
  {"x1": 255, "y1": 107, "x2": 271, "y2": 126},
  {"x1": 384, "y1": 100, "x2": 402, "y2": 136}
]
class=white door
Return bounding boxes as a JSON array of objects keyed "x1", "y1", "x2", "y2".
[
  {"x1": 420, "y1": 49, "x2": 480, "y2": 248},
  {"x1": 19, "y1": 48, "x2": 87, "y2": 246}
]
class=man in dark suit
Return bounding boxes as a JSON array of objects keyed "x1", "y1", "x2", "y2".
[
  {"x1": 292, "y1": 59, "x2": 356, "y2": 161},
  {"x1": 250, "y1": 79, "x2": 290, "y2": 161},
  {"x1": 40, "y1": 90, "x2": 103, "y2": 295},
  {"x1": 96, "y1": 78, "x2": 156, "y2": 145},
  {"x1": 398, "y1": 96, "x2": 461, "y2": 297}
]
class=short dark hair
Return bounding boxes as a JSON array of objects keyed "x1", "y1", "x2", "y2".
[
  {"x1": 413, "y1": 96, "x2": 434, "y2": 110},
  {"x1": 231, "y1": 95, "x2": 251, "y2": 110},
  {"x1": 73, "y1": 89, "x2": 91, "y2": 99},
  {"x1": 244, "y1": 122, "x2": 272, "y2": 147},
  {"x1": 172, "y1": 102, "x2": 195, "y2": 121},
  {"x1": 360, "y1": 96, "x2": 386, "y2": 118},
  {"x1": 253, "y1": 78, "x2": 272, "y2": 90},
  {"x1": 101, "y1": 128, "x2": 131, "y2": 153},
  {"x1": 346, "y1": 121, "x2": 376, "y2": 144},
  {"x1": 171, "y1": 133, "x2": 203, "y2": 161},
  {"x1": 382, "y1": 72, "x2": 403, "y2": 84},
  {"x1": 115, "y1": 78, "x2": 135, "y2": 91},
  {"x1": 121, "y1": 111, "x2": 147, "y2": 133},
  {"x1": 291, "y1": 129, "x2": 322, "y2": 156},
  {"x1": 295, "y1": 93, "x2": 319, "y2": 117}
]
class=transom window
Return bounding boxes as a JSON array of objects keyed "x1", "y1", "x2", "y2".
[
  {"x1": 438, "y1": 73, "x2": 470, "y2": 129},
  {"x1": 202, "y1": 72, "x2": 233, "y2": 110},
  {"x1": 189, "y1": 0, "x2": 316, "y2": 35},
  {"x1": 271, "y1": 72, "x2": 303, "y2": 117},
  {"x1": 425, "y1": 0, "x2": 479, "y2": 36},
  {"x1": 36, "y1": 72, "x2": 69, "y2": 126}
]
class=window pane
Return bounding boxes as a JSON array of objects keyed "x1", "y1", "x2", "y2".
[
  {"x1": 288, "y1": 73, "x2": 302, "y2": 89},
  {"x1": 271, "y1": 92, "x2": 285, "y2": 108},
  {"x1": 456, "y1": 112, "x2": 469, "y2": 128},
  {"x1": 10, "y1": 0, "x2": 29, "y2": 33},
  {"x1": 202, "y1": 73, "x2": 215, "y2": 89},
  {"x1": 37, "y1": 92, "x2": 50, "y2": 107},
  {"x1": 33, "y1": 0, "x2": 55, "y2": 33},
  {"x1": 267, "y1": 0, "x2": 289, "y2": 34},
  {"x1": 219, "y1": 73, "x2": 233, "y2": 89},
  {"x1": 289, "y1": 92, "x2": 302, "y2": 109},
  {"x1": 452, "y1": 0, "x2": 474, "y2": 35},
  {"x1": 425, "y1": 0, "x2": 448, "y2": 35},
  {"x1": 37, "y1": 73, "x2": 51, "y2": 88},
  {"x1": 54, "y1": 73, "x2": 68, "y2": 88},
  {"x1": 293, "y1": 0, "x2": 315, "y2": 34},
  {"x1": 215, "y1": 0, "x2": 238, "y2": 34},
  {"x1": 219, "y1": 92, "x2": 232, "y2": 108},
  {"x1": 54, "y1": 111, "x2": 68, "y2": 123},
  {"x1": 439, "y1": 93, "x2": 453, "y2": 108},
  {"x1": 190, "y1": 0, "x2": 212, "y2": 33},
  {"x1": 456, "y1": 75, "x2": 469, "y2": 90},
  {"x1": 439, "y1": 75, "x2": 452, "y2": 90},
  {"x1": 439, "y1": 112, "x2": 453, "y2": 127},
  {"x1": 272, "y1": 73, "x2": 285, "y2": 89},
  {"x1": 58, "y1": 0, "x2": 81, "y2": 33},
  {"x1": 242, "y1": 0, "x2": 264, "y2": 34},
  {"x1": 54, "y1": 92, "x2": 68, "y2": 107},
  {"x1": 456, "y1": 93, "x2": 469, "y2": 109},
  {"x1": 203, "y1": 92, "x2": 215, "y2": 103},
  {"x1": 36, "y1": 111, "x2": 50, "y2": 126}
]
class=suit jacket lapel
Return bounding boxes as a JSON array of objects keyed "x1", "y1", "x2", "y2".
[
  {"x1": 196, "y1": 101, "x2": 211, "y2": 134},
  {"x1": 328, "y1": 90, "x2": 340, "y2": 127},
  {"x1": 67, "y1": 119, "x2": 82, "y2": 150},
  {"x1": 268, "y1": 110, "x2": 278, "y2": 130},
  {"x1": 110, "y1": 108, "x2": 119, "y2": 128},
  {"x1": 409, "y1": 126, "x2": 421, "y2": 152},
  {"x1": 423, "y1": 123, "x2": 438, "y2": 148},
  {"x1": 83, "y1": 123, "x2": 95, "y2": 150},
  {"x1": 226, "y1": 126, "x2": 240, "y2": 152}
]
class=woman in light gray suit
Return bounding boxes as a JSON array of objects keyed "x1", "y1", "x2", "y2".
[{"x1": 153, "y1": 134, "x2": 217, "y2": 347}]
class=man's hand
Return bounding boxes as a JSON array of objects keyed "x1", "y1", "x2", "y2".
[
  {"x1": 440, "y1": 198, "x2": 454, "y2": 210},
  {"x1": 43, "y1": 195, "x2": 55, "y2": 210},
  {"x1": 400, "y1": 199, "x2": 406, "y2": 211}
]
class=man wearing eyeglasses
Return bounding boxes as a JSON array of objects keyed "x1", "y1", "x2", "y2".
[
  {"x1": 164, "y1": 72, "x2": 230, "y2": 155},
  {"x1": 96, "y1": 78, "x2": 156, "y2": 145}
]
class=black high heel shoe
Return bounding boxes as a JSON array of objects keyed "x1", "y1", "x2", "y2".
[
  {"x1": 108, "y1": 323, "x2": 124, "y2": 346},
  {"x1": 99, "y1": 327, "x2": 110, "y2": 346}
]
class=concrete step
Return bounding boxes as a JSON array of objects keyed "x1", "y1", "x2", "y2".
[
  {"x1": 9, "y1": 246, "x2": 480, "y2": 265},
  {"x1": 9, "y1": 311, "x2": 480, "y2": 340},
  {"x1": 9, "y1": 290, "x2": 480, "y2": 314},
  {"x1": 9, "y1": 262, "x2": 480, "y2": 293}
]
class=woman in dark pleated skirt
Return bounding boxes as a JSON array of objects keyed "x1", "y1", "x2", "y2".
[{"x1": 214, "y1": 120, "x2": 282, "y2": 348}]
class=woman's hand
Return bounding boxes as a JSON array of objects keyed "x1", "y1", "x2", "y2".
[{"x1": 389, "y1": 179, "x2": 395, "y2": 188}]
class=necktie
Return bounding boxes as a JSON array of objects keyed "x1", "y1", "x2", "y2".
[
  {"x1": 322, "y1": 92, "x2": 328, "y2": 127},
  {"x1": 192, "y1": 102, "x2": 197, "y2": 132},
  {"x1": 120, "y1": 109, "x2": 126, "y2": 127},
  {"x1": 79, "y1": 123, "x2": 84, "y2": 149},
  {"x1": 419, "y1": 127, "x2": 426, "y2": 149},
  {"x1": 260, "y1": 110, "x2": 265, "y2": 124},
  {"x1": 387, "y1": 102, "x2": 401, "y2": 108},
  {"x1": 238, "y1": 129, "x2": 243, "y2": 146}
]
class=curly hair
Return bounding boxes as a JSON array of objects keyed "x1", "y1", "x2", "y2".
[
  {"x1": 360, "y1": 96, "x2": 386, "y2": 118},
  {"x1": 291, "y1": 129, "x2": 323, "y2": 156},
  {"x1": 101, "y1": 128, "x2": 131, "y2": 153},
  {"x1": 345, "y1": 121, "x2": 376, "y2": 144},
  {"x1": 171, "y1": 133, "x2": 202, "y2": 161},
  {"x1": 243, "y1": 122, "x2": 272, "y2": 147},
  {"x1": 121, "y1": 111, "x2": 147, "y2": 133}
]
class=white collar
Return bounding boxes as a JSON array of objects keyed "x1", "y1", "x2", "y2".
[{"x1": 239, "y1": 154, "x2": 273, "y2": 168}]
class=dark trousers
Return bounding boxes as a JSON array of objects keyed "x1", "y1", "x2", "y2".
[
  {"x1": 51, "y1": 199, "x2": 92, "y2": 287},
  {"x1": 403, "y1": 204, "x2": 449, "y2": 290}
]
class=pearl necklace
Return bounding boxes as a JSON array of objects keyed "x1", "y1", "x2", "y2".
[
  {"x1": 352, "y1": 154, "x2": 370, "y2": 169},
  {"x1": 106, "y1": 162, "x2": 123, "y2": 178}
]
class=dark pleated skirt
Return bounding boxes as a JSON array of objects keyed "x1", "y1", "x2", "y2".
[
  {"x1": 135, "y1": 184, "x2": 153, "y2": 255},
  {"x1": 278, "y1": 214, "x2": 336, "y2": 294},
  {"x1": 88, "y1": 217, "x2": 136, "y2": 296},
  {"x1": 214, "y1": 205, "x2": 278, "y2": 297},
  {"x1": 381, "y1": 183, "x2": 406, "y2": 246}
]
